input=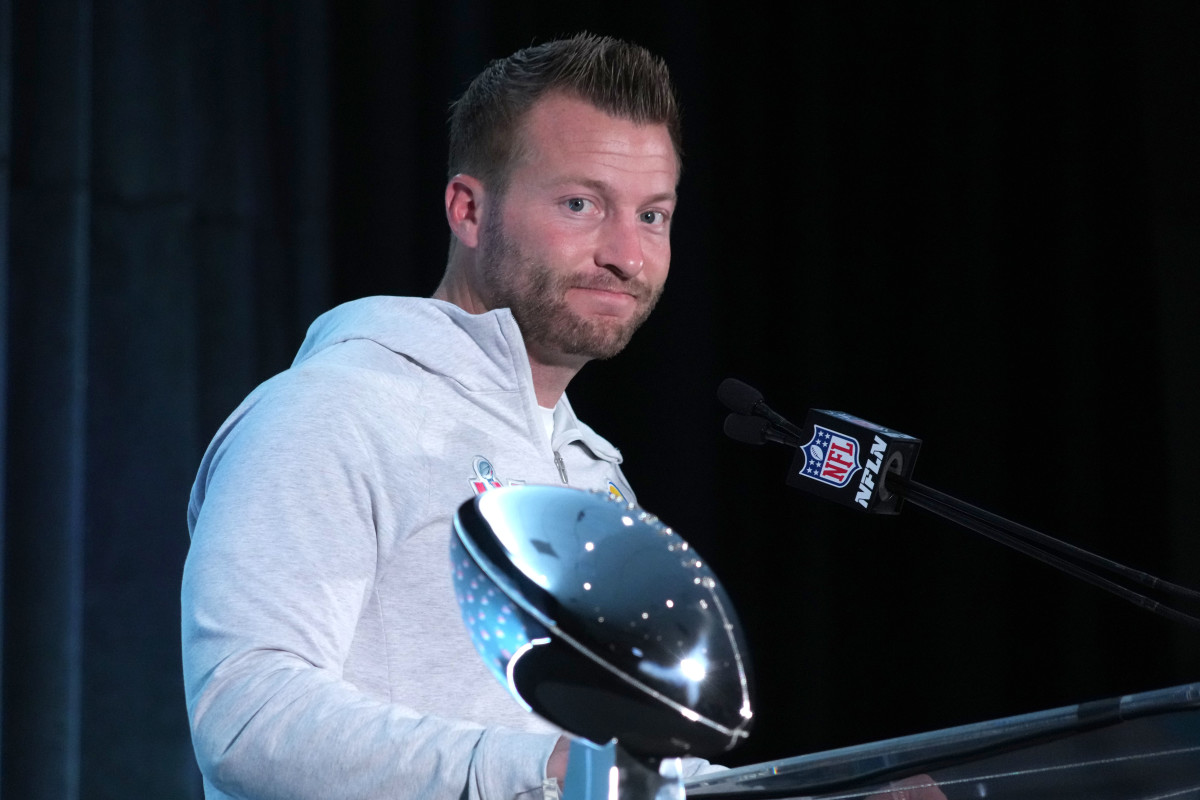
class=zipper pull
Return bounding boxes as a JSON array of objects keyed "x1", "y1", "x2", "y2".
[{"x1": 553, "y1": 451, "x2": 568, "y2": 484}]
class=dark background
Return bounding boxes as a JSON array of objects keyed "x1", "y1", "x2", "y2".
[{"x1": 3, "y1": 1, "x2": 1199, "y2": 796}]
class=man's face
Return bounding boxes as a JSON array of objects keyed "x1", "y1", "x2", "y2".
[{"x1": 477, "y1": 93, "x2": 678, "y2": 364}]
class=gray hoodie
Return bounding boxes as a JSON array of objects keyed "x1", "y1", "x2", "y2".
[{"x1": 182, "y1": 297, "x2": 637, "y2": 800}]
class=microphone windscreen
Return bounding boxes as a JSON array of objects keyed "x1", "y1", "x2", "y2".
[
  {"x1": 717, "y1": 378, "x2": 763, "y2": 415},
  {"x1": 723, "y1": 413, "x2": 769, "y2": 445}
]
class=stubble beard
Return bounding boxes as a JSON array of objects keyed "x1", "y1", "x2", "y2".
[{"x1": 478, "y1": 212, "x2": 663, "y2": 362}]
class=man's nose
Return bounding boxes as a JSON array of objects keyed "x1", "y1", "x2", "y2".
[{"x1": 596, "y1": 216, "x2": 644, "y2": 278}]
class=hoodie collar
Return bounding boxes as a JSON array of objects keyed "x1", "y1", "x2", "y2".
[{"x1": 295, "y1": 296, "x2": 623, "y2": 464}]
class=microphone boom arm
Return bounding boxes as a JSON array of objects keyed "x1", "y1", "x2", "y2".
[
  {"x1": 718, "y1": 380, "x2": 1200, "y2": 632},
  {"x1": 886, "y1": 472, "x2": 1200, "y2": 631}
]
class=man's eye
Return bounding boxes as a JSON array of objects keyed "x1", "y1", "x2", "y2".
[
  {"x1": 565, "y1": 198, "x2": 590, "y2": 213},
  {"x1": 640, "y1": 210, "x2": 667, "y2": 225}
]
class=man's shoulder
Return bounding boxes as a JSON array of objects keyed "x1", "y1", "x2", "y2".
[
  {"x1": 245, "y1": 348, "x2": 426, "y2": 432},
  {"x1": 292, "y1": 296, "x2": 527, "y2": 395}
]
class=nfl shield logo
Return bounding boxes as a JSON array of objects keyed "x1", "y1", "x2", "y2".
[{"x1": 797, "y1": 425, "x2": 862, "y2": 488}]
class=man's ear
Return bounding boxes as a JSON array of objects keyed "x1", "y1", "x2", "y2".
[{"x1": 445, "y1": 174, "x2": 486, "y2": 249}]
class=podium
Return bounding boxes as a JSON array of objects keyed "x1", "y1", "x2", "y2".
[{"x1": 686, "y1": 682, "x2": 1200, "y2": 799}]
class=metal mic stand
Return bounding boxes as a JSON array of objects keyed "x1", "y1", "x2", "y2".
[{"x1": 882, "y1": 471, "x2": 1200, "y2": 632}]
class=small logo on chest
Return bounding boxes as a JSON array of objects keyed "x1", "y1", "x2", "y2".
[
  {"x1": 469, "y1": 456, "x2": 503, "y2": 494},
  {"x1": 468, "y1": 456, "x2": 527, "y2": 495}
]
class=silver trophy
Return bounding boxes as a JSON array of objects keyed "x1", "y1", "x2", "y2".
[{"x1": 451, "y1": 485, "x2": 754, "y2": 800}]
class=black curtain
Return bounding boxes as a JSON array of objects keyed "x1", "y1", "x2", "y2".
[
  {"x1": 2, "y1": 1, "x2": 1198, "y2": 795},
  {"x1": 2, "y1": 1, "x2": 331, "y2": 796}
]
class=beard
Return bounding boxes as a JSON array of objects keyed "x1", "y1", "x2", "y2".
[{"x1": 478, "y1": 212, "x2": 663, "y2": 362}]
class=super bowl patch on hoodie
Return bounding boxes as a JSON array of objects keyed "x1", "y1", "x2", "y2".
[{"x1": 468, "y1": 456, "x2": 504, "y2": 495}]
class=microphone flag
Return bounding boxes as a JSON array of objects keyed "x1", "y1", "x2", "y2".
[{"x1": 786, "y1": 409, "x2": 922, "y2": 515}]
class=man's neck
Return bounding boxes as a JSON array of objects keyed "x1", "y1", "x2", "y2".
[
  {"x1": 528, "y1": 363, "x2": 577, "y2": 409},
  {"x1": 432, "y1": 269, "x2": 488, "y2": 315},
  {"x1": 526, "y1": 347, "x2": 587, "y2": 409},
  {"x1": 432, "y1": 273, "x2": 586, "y2": 409}
]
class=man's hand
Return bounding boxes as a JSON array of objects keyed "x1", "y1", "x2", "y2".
[{"x1": 546, "y1": 736, "x2": 571, "y2": 783}]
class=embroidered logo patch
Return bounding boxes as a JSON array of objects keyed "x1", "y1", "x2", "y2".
[
  {"x1": 469, "y1": 456, "x2": 503, "y2": 495},
  {"x1": 607, "y1": 481, "x2": 625, "y2": 502},
  {"x1": 797, "y1": 425, "x2": 862, "y2": 488}
]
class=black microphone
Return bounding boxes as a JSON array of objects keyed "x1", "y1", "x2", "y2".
[
  {"x1": 717, "y1": 378, "x2": 806, "y2": 440},
  {"x1": 716, "y1": 378, "x2": 764, "y2": 415},
  {"x1": 722, "y1": 413, "x2": 769, "y2": 445}
]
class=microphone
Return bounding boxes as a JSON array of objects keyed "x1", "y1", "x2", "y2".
[
  {"x1": 718, "y1": 378, "x2": 807, "y2": 441},
  {"x1": 722, "y1": 414, "x2": 770, "y2": 445},
  {"x1": 716, "y1": 378, "x2": 764, "y2": 415}
]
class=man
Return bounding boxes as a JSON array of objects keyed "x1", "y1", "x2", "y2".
[{"x1": 182, "y1": 34, "x2": 683, "y2": 800}]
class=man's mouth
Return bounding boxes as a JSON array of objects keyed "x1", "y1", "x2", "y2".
[{"x1": 570, "y1": 280, "x2": 644, "y2": 302}]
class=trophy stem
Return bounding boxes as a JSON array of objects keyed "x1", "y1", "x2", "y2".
[{"x1": 563, "y1": 739, "x2": 686, "y2": 800}]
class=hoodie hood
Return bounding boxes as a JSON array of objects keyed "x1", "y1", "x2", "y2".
[
  {"x1": 292, "y1": 296, "x2": 622, "y2": 463},
  {"x1": 294, "y1": 296, "x2": 531, "y2": 395}
]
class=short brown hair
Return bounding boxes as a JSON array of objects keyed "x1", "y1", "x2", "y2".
[{"x1": 448, "y1": 33, "x2": 682, "y2": 194}]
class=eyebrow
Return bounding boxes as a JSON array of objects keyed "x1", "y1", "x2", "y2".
[{"x1": 557, "y1": 176, "x2": 677, "y2": 205}]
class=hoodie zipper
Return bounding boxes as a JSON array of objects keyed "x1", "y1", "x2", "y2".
[{"x1": 553, "y1": 451, "x2": 568, "y2": 484}]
